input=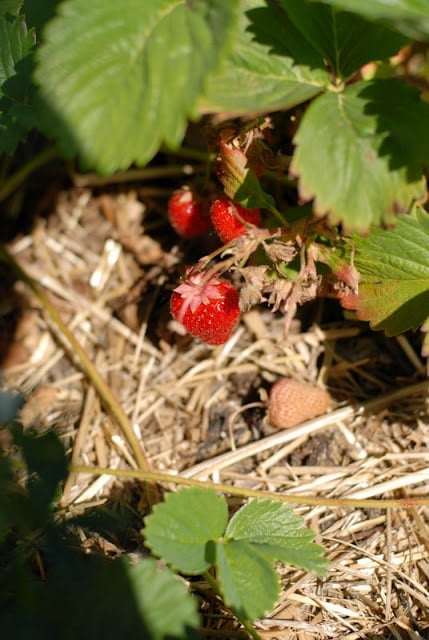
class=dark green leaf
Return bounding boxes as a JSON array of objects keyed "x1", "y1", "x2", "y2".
[
  {"x1": 22, "y1": 0, "x2": 61, "y2": 37},
  {"x1": 0, "y1": 11, "x2": 36, "y2": 153},
  {"x1": 280, "y1": 0, "x2": 407, "y2": 79},
  {"x1": 35, "y1": 0, "x2": 238, "y2": 173},
  {"x1": 16, "y1": 426, "x2": 68, "y2": 516},
  {"x1": 216, "y1": 539, "x2": 280, "y2": 619},
  {"x1": 143, "y1": 487, "x2": 228, "y2": 574},
  {"x1": 341, "y1": 205, "x2": 429, "y2": 335},
  {"x1": 126, "y1": 559, "x2": 200, "y2": 640},
  {"x1": 0, "y1": 1, "x2": 22, "y2": 16},
  {"x1": 202, "y1": 0, "x2": 328, "y2": 115},
  {"x1": 312, "y1": 0, "x2": 429, "y2": 40},
  {"x1": 290, "y1": 78, "x2": 429, "y2": 231}
]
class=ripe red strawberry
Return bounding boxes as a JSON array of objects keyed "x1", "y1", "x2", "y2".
[
  {"x1": 167, "y1": 187, "x2": 212, "y2": 239},
  {"x1": 170, "y1": 271, "x2": 240, "y2": 345},
  {"x1": 210, "y1": 198, "x2": 261, "y2": 243}
]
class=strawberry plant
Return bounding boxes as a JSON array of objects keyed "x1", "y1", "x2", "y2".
[
  {"x1": 143, "y1": 487, "x2": 327, "y2": 632},
  {"x1": 3, "y1": 0, "x2": 429, "y2": 349},
  {"x1": 1, "y1": 424, "x2": 327, "y2": 639},
  {"x1": 1, "y1": 0, "x2": 429, "y2": 635}
]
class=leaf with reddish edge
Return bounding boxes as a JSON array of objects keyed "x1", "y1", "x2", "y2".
[
  {"x1": 217, "y1": 140, "x2": 276, "y2": 211},
  {"x1": 322, "y1": 205, "x2": 429, "y2": 336},
  {"x1": 312, "y1": 242, "x2": 360, "y2": 301}
]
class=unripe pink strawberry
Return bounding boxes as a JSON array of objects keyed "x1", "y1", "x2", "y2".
[
  {"x1": 167, "y1": 187, "x2": 212, "y2": 239},
  {"x1": 170, "y1": 271, "x2": 240, "y2": 346},
  {"x1": 210, "y1": 198, "x2": 261, "y2": 243},
  {"x1": 267, "y1": 378, "x2": 332, "y2": 430}
]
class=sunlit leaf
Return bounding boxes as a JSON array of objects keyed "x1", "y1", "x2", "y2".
[
  {"x1": 339, "y1": 205, "x2": 429, "y2": 335},
  {"x1": 290, "y1": 78, "x2": 429, "y2": 231},
  {"x1": 35, "y1": 0, "x2": 238, "y2": 173},
  {"x1": 143, "y1": 487, "x2": 228, "y2": 574},
  {"x1": 226, "y1": 499, "x2": 328, "y2": 576},
  {"x1": 202, "y1": 0, "x2": 329, "y2": 115},
  {"x1": 216, "y1": 539, "x2": 280, "y2": 619}
]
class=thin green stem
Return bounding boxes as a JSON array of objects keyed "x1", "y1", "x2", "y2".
[
  {"x1": 0, "y1": 145, "x2": 58, "y2": 202},
  {"x1": 202, "y1": 571, "x2": 263, "y2": 640},
  {"x1": 71, "y1": 464, "x2": 429, "y2": 510},
  {"x1": 266, "y1": 204, "x2": 289, "y2": 226},
  {"x1": 0, "y1": 245, "x2": 151, "y2": 474},
  {"x1": 161, "y1": 145, "x2": 216, "y2": 164}
]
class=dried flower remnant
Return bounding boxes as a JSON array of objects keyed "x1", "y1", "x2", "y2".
[{"x1": 267, "y1": 378, "x2": 332, "y2": 430}]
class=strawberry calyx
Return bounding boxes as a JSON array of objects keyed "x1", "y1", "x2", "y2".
[{"x1": 173, "y1": 271, "x2": 224, "y2": 320}]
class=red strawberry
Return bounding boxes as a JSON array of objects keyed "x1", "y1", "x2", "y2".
[
  {"x1": 210, "y1": 198, "x2": 261, "y2": 243},
  {"x1": 167, "y1": 187, "x2": 212, "y2": 239},
  {"x1": 170, "y1": 271, "x2": 240, "y2": 345}
]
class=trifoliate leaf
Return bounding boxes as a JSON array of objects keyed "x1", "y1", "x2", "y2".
[
  {"x1": 225, "y1": 499, "x2": 328, "y2": 576},
  {"x1": 216, "y1": 539, "x2": 280, "y2": 620},
  {"x1": 339, "y1": 205, "x2": 429, "y2": 335},
  {"x1": 126, "y1": 558, "x2": 200, "y2": 640},
  {"x1": 280, "y1": 0, "x2": 407, "y2": 80},
  {"x1": 290, "y1": 78, "x2": 429, "y2": 231},
  {"x1": 313, "y1": 0, "x2": 429, "y2": 41},
  {"x1": 35, "y1": 0, "x2": 238, "y2": 173},
  {"x1": 143, "y1": 487, "x2": 228, "y2": 575},
  {"x1": 202, "y1": 0, "x2": 329, "y2": 115}
]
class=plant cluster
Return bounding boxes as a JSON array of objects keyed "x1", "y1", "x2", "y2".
[
  {"x1": 2, "y1": 1, "x2": 429, "y2": 637},
  {"x1": 2, "y1": 0, "x2": 429, "y2": 351}
]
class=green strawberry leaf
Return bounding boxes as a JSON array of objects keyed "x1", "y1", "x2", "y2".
[
  {"x1": 290, "y1": 78, "x2": 429, "y2": 231},
  {"x1": 313, "y1": 0, "x2": 429, "y2": 41},
  {"x1": 279, "y1": 0, "x2": 407, "y2": 80},
  {"x1": 35, "y1": 0, "x2": 238, "y2": 174},
  {"x1": 201, "y1": 0, "x2": 329, "y2": 115},
  {"x1": 339, "y1": 205, "x2": 429, "y2": 335},
  {"x1": 216, "y1": 539, "x2": 280, "y2": 620},
  {"x1": 22, "y1": 0, "x2": 61, "y2": 36},
  {"x1": 0, "y1": 11, "x2": 36, "y2": 153},
  {"x1": 126, "y1": 558, "x2": 200, "y2": 640},
  {"x1": 143, "y1": 487, "x2": 228, "y2": 575},
  {"x1": 0, "y1": 1, "x2": 22, "y2": 15},
  {"x1": 225, "y1": 499, "x2": 328, "y2": 576}
]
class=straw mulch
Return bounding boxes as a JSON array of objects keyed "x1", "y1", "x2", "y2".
[{"x1": 2, "y1": 185, "x2": 429, "y2": 639}]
